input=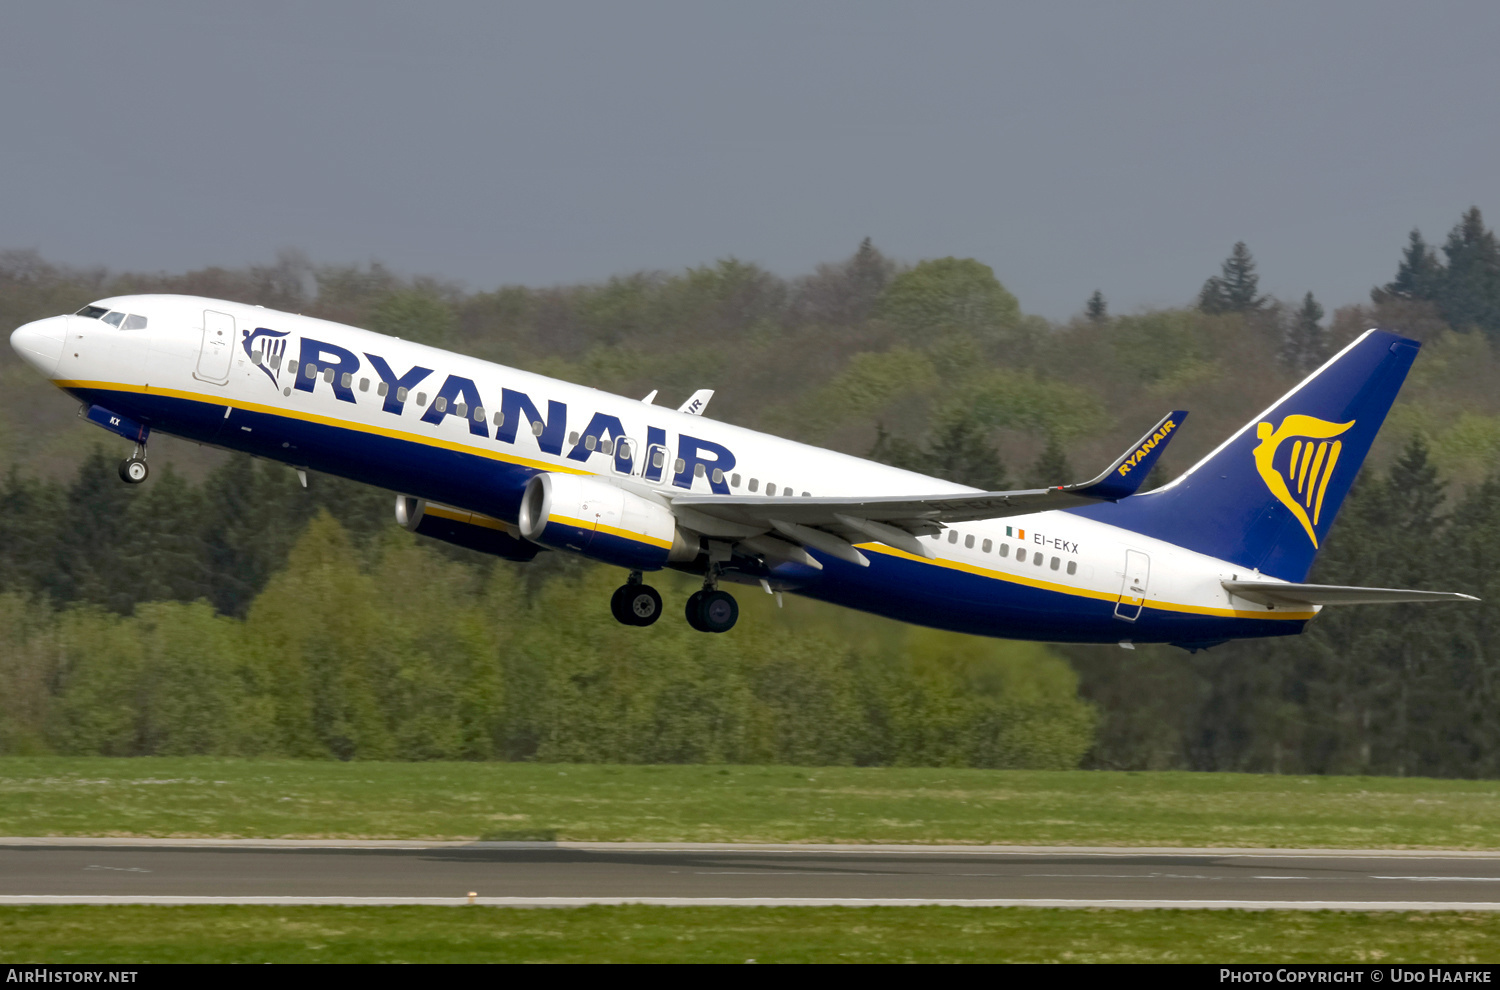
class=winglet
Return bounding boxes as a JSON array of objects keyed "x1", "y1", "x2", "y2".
[
  {"x1": 678, "y1": 389, "x2": 714, "y2": 416},
  {"x1": 641, "y1": 389, "x2": 658, "y2": 405},
  {"x1": 1063, "y1": 411, "x2": 1188, "y2": 501}
]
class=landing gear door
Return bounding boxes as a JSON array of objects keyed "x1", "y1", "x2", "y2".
[
  {"x1": 194, "y1": 310, "x2": 235, "y2": 384},
  {"x1": 1114, "y1": 549, "x2": 1150, "y2": 621}
]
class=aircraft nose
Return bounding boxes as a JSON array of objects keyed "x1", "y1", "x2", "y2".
[{"x1": 10, "y1": 316, "x2": 68, "y2": 378}]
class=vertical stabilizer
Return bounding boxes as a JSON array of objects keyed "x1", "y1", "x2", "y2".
[{"x1": 1072, "y1": 329, "x2": 1421, "y2": 581}]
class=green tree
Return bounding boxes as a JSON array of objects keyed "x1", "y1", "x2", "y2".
[
  {"x1": 1026, "y1": 437, "x2": 1073, "y2": 489},
  {"x1": 1438, "y1": 207, "x2": 1500, "y2": 337},
  {"x1": 1376, "y1": 228, "x2": 1444, "y2": 302},
  {"x1": 368, "y1": 289, "x2": 458, "y2": 346},
  {"x1": 1085, "y1": 290, "x2": 1108, "y2": 322},
  {"x1": 1198, "y1": 242, "x2": 1265, "y2": 314},
  {"x1": 878, "y1": 257, "x2": 1021, "y2": 341},
  {"x1": 1282, "y1": 291, "x2": 1328, "y2": 374}
]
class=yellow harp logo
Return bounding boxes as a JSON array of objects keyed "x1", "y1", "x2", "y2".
[{"x1": 1252, "y1": 415, "x2": 1355, "y2": 548}]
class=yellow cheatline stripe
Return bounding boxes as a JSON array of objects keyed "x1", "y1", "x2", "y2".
[
  {"x1": 856, "y1": 543, "x2": 1316, "y2": 622},
  {"x1": 423, "y1": 503, "x2": 506, "y2": 531},
  {"x1": 548, "y1": 513, "x2": 673, "y2": 550},
  {"x1": 56, "y1": 379, "x2": 590, "y2": 477}
]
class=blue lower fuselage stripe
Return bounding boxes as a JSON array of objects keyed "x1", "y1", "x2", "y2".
[{"x1": 77, "y1": 385, "x2": 1303, "y2": 645}]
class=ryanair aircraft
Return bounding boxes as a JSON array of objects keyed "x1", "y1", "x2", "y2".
[{"x1": 9, "y1": 296, "x2": 1477, "y2": 648}]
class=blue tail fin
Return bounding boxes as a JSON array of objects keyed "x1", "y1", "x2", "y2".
[{"x1": 1071, "y1": 329, "x2": 1421, "y2": 581}]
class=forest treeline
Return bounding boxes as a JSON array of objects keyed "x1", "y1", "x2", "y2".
[{"x1": 2, "y1": 208, "x2": 1500, "y2": 773}]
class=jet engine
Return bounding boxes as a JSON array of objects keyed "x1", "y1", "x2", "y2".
[
  {"x1": 395, "y1": 496, "x2": 541, "y2": 561},
  {"x1": 518, "y1": 472, "x2": 697, "y2": 570}
]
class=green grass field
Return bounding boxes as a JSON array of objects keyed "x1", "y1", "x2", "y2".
[
  {"x1": 4, "y1": 757, "x2": 1500, "y2": 848},
  {"x1": 1, "y1": 905, "x2": 1497, "y2": 963}
]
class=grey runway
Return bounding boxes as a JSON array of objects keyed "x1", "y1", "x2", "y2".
[{"x1": 4, "y1": 841, "x2": 1500, "y2": 909}]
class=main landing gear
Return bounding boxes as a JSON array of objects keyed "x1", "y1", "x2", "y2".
[
  {"x1": 611, "y1": 572, "x2": 664, "y2": 627},
  {"x1": 608, "y1": 570, "x2": 739, "y2": 633},
  {"x1": 685, "y1": 567, "x2": 738, "y2": 634},
  {"x1": 118, "y1": 443, "x2": 149, "y2": 485}
]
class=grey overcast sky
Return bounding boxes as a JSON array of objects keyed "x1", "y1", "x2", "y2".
[{"x1": 3, "y1": 1, "x2": 1497, "y2": 320}]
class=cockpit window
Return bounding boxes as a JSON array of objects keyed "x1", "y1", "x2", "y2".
[
  {"x1": 102, "y1": 312, "x2": 126, "y2": 327},
  {"x1": 122, "y1": 314, "x2": 147, "y2": 330},
  {"x1": 75, "y1": 306, "x2": 109, "y2": 319}
]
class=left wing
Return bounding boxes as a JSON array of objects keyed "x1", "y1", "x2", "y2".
[{"x1": 671, "y1": 411, "x2": 1187, "y2": 566}]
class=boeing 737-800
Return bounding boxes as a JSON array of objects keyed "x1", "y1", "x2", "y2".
[{"x1": 8, "y1": 295, "x2": 1476, "y2": 647}]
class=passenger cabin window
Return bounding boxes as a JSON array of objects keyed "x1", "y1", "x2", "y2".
[
  {"x1": 75, "y1": 306, "x2": 109, "y2": 319},
  {"x1": 453, "y1": 403, "x2": 467, "y2": 417},
  {"x1": 749, "y1": 478, "x2": 759, "y2": 492},
  {"x1": 531, "y1": 420, "x2": 544, "y2": 436},
  {"x1": 599, "y1": 439, "x2": 613, "y2": 454},
  {"x1": 493, "y1": 411, "x2": 504, "y2": 426},
  {"x1": 583, "y1": 435, "x2": 596, "y2": 450},
  {"x1": 694, "y1": 463, "x2": 706, "y2": 478},
  {"x1": 435, "y1": 397, "x2": 447, "y2": 412},
  {"x1": 378, "y1": 382, "x2": 389, "y2": 397},
  {"x1": 802, "y1": 491, "x2": 810, "y2": 497},
  {"x1": 947, "y1": 531, "x2": 958, "y2": 544},
  {"x1": 964, "y1": 535, "x2": 975, "y2": 549},
  {"x1": 1066, "y1": 561, "x2": 1078, "y2": 575},
  {"x1": 1016, "y1": 549, "x2": 1026, "y2": 563},
  {"x1": 417, "y1": 393, "x2": 428, "y2": 406},
  {"x1": 1050, "y1": 556, "x2": 1060, "y2": 570},
  {"x1": 1034, "y1": 554, "x2": 1044, "y2": 567},
  {"x1": 473, "y1": 406, "x2": 485, "y2": 422},
  {"x1": 731, "y1": 473, "x2": 741, "y2": 488},
  {"x1": 569, "y1": 431, "x2": 581, "y2": 445},
  {"x1": 359, "y1": 378, "x2": 370, "y2": 392},
  {"x1": 712, "y1": 468, "x2": 724, "y2": 484},
  {"x1": 323, "y1": 368, "x2": 335, "y2": 383},
  {"x1": 999, "y1": 544, "x2": 1009, "y2": 557},
  {"x1": 982, "y1": 539, "x2": 992, "y2": 553},
  {"x1": 766, "y1": 483, "x2": 777, "y2": 496},
  {"x1": 102, "y1": 312, "x2": 125, "y2": 327},
  {"x1": 287, "y1": 359, "x2": 298, "y2": 373},
  {"x1": 396, "y1": 387, "x2": 408, "y2": 401},
  {"x1": 653, "y1": 450, "x2": 666, "y2": 469},
  {"x1": 673, "y1": 458, "x2": 686, "y2": 474},
  {"x1": 341, "y1": 372, "x2": 353, "y2": 389},
  {"x1": 122, "y1": 315, "x2": 147, "y2": 330}
]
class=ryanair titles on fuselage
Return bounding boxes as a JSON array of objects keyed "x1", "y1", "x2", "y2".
[{"x1": 261, "y1": 331, "x2": 738, "y2": 492}]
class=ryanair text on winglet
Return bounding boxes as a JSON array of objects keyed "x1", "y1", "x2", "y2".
[{"x1": 1116, "y1": 419, "x2": 1177, "y2": 477}]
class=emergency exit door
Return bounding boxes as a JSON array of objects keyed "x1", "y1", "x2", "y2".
[
  {"x1": 1114, "y1": 550, "x2": 1150, "y2": 621},
  {"x1": 194, "y1": 310, "x2": 235, "y2": 384}
]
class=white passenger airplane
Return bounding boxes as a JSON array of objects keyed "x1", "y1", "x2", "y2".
[{"x1": 9, "y1": 295, "x2": 1476, "y2": 647}]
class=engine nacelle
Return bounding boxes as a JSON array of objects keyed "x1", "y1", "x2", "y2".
[
  {"x1": 395, "y1": 496, "x2": 541, "y2": 562},
  {"x1": 518, "y1": 472, "x2": 697, "y2": 570}
]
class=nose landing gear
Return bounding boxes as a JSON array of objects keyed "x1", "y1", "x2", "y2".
[{"x1": 118, "y1": 443, "x2": 149, "y2": 484}]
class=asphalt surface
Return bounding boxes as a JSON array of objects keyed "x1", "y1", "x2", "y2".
[{"x1": 4, "y1": 842, "x2": 1500, "y2": 908}]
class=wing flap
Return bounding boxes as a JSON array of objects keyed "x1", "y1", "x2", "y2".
[{"x1": 1223, "y1": 580, "x2": 1480, "y2": 607}]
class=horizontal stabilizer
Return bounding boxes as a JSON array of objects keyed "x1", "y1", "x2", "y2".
[
  {"x1": 1223, "y1": 580, "x2": 1480, "y2": 607},
  {"x1": 1064, "y1": 410, "x2": 1187, "y2": 500}
]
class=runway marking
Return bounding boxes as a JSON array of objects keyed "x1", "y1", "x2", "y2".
[
  {"x1": 84, "y1": 865, "x2": 150, "y2": 873},
  {"x1": 1372, "y1": 876, "x2": 1500, "y2": 882},
  {"x1": 5, "y1": 895, "x2": 1500, "y2": 911}
]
